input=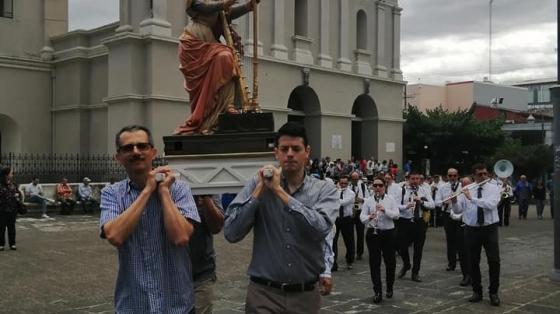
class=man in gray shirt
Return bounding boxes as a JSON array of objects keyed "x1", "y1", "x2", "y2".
[{"x1": 224, "y1": 122, "x2": 339, "y2": 313}]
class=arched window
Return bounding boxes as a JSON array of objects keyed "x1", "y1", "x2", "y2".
[
  {"x1": 294, "y1": 0, "x2": 308, "y2": 37},
  {"x1": 356, "y1": 10, "x2": 367, "y2": 49}
]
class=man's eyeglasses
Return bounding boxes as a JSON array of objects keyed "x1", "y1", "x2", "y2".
[
  {"x1": 372, "y1": 183, "x2": 385, "y2": 187},
  {"x1": 476, "y1": 172, "x2": 489, "y2": 177},
  {"x1": 448, "y1": 174, "x2": 458, "y2": 177},
  {"x1": 118, "y1": 142, "x2": 153, "y2": 153}
]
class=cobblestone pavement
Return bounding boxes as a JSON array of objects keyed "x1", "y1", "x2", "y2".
[{"x1": 1, "y1": 205, "x2": 559, "y2": 314}]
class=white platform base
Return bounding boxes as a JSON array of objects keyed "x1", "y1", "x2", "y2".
[{"x1": 166, "y1": 152, "x2": 275, "y2": 195}]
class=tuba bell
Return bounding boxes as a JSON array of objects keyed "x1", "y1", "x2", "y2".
[{"x1": 494, "y1": 159, "x2": 514, "y2": 179}]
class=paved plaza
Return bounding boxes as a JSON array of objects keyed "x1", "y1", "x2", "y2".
[{"x1": 1, "y1": 205, "x2": 559, "y2": 314}]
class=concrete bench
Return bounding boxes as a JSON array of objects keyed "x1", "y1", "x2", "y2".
[{"x1": 18, "y1": 183, "x2": 105, "y2": 215}]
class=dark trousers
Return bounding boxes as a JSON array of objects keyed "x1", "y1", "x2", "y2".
[
  {"x1": 333, "y1": 216, "x2": 355, "y2": 266},
  {"x1": 455, "y1": 224, "x2": 469, "y2": 278},
  {"x1": 435, "y1": 206, "x2": 444, "y2": 227},
  {"x1": 59, "y1": 199, "x2": 76, "y2": 214},
  {"x1": 465, "y1": 224, "x2": 500, "y2": 295},
  {"x1": 518, "y1": 198, "x2": 529, "y2": 218},
  {"x1": 443, "y1": 214, "x2": 461, "y2": 268},
  {"x1": 498, "y1": 199, "x2": 511, "y2": 226},
  {"x1": 80, "y1": 198, "x2": 98, "y2": 213},
  {"x1": 353, "y1": 210, "x2": 365, "y2": 258},
  {"x1": 397, "y1": 218, "x2": 427, "y2": 274},
  {"x1": 0, "y1": 211, "x2": 17, "y2": 247},
  {"x1": 366, "y1": 228, "x2": 396, "y2": 294},
  {"x1": 535, "y1": 199, "x2": 545, "y2": 217}
]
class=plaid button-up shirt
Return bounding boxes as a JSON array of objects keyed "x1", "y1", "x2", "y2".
[{"x1": 100, "y1": 179, "x2": 200, "y2": 314}]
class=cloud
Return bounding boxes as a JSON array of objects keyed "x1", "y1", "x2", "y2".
[
  {"x1": 400, "y1": 0, "x2": 557, "y2": 84},
  {"x1": 68, "y1": 0, "x2": 119, "y2": 31}
]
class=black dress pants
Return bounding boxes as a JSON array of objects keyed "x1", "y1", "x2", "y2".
[
  {"x1": 333, "y1": 216, "x2": 355, "y2": 266},
  {"x1": 498, "y1": 199, "x2": 511, "y2": 226},
  {"x1": 0, "y1": 211, "x2": 16, "y2": 247},
  {"x1": 443, "y1": 214, "x2": 461, "y2": 268},
  {"x1": 397, "y1": 218, "x2": 427, "y2": 274},
  {"x1": 366, "y1": 228, "x2": 396, "y2": 294},
  {"x1": 465, "y1": 224, "x2": 500, "y2": 295},
  {"x1": 353, "y1": 210, "x2": 365, "y2": 258}
]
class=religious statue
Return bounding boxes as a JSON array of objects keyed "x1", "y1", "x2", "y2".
[{"x1": 174, "y1": 0, "x2": 260, "y2": 135}]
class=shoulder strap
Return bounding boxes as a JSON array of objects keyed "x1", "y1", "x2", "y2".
[
  {"x1": 361, "y1": 182, "x2": 366, "y2": 197},
  {"x1": 401, "y1": 186, "x2": 406, "y2": 204}
]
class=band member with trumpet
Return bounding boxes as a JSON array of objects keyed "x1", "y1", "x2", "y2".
[
  {"x1": 450, "y1": 163, "x2": 501, "y2": 306},
  {"x1": 435, "y1": 168, "x2": 463, "y2": 272},
  {"x1": 361, "y1": 177, "x2": 400, "y2": 304},
  {"x1": 350, "y1": 171, "x2": 370, "y2": 260},
  {"x1": 396, "y1": 171, "x2": 435, "y2": 282},
  {"x1": 333, "y1": 176, "x2": 356, "y2": 271},
  {"x1": 497, "y1": 177, "x2": 513, "y2": 226}
]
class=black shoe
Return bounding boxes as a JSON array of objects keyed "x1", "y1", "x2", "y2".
[
  {"x1": 9, "y1": 245, "x2": 16, "y2": 250},
  {"x1": 468, "y1": 292, "x2": 483, "y2": 303},
  {"x1": 357, "y1": 255, "x2": 362, "y2": 261},
  {"x1": 411, "y1": 273, "x2": 422, "y2": 282},
  {"x1": 489, "y1": 294, "x2": 500, "y2": 306},
  {"x1": 398, "y1": 266, "x2": 410, "y2": 279},
  {"x1": 346, "y1": 263, "x2": 353, "y2": 270},
  {"x1": 386, "y1": 290, "x2": 393, "y2": 299},
  {"x1": 446, "y1": 265, "x2": 456, "y2": 271},
  {"x1": 0, "y1": 246, "x2": 4, "y2": 251},
  {"x1": 373, "y1": 293, "x2": 382, "y2": 304},
  {"x1": 459, "y1": 276, "x2": 471, "y2": 287}
]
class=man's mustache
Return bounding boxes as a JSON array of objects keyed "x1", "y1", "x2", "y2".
[{"x1": 129, "y1": 155, "x2": 145, "y2": 162}]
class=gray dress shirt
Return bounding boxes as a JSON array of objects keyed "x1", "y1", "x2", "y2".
[{"x1": 224, "y1": 175, "x2": 339, "y2": 283}]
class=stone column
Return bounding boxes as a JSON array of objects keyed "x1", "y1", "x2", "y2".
[
  {"x1": 317, "y1": 0, "x2": 332, "y2": 68},
  {"x1": 139, "y1": 0, "x2": 172, "y2": 36},
  {"x1": 245, "y1": 12, "x2": 263, "y2": 56},
  {"x1": 271, "y1": 0, "x2": 288, "y2": 59},
  {"x1": 116, "y1": 0, "x2": 133, "y2": 33},
  {"x1": 391, "y1": 6, "x2": 403, "y2": 80},
  {"x1": 375, "y1": 3, "x2": 388, "y2": 78},
  {"x1": 337, "y1": 0, "x2": 352, "y2": 71}
]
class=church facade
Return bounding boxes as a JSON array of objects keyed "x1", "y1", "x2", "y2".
[{"x1": 0, "y1": 0, "x2": 404, "y2": 162}]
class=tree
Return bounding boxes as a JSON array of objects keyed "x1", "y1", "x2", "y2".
[{"x1": 404, "y1": 106, "x2": 505, "y2": 175}]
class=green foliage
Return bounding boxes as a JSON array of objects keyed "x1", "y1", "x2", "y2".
[
  {"x1": 489, "y1": 138, "x2": 552, "y2": 180},
  {"x1": 404, "y1": 105, "x2": 505, "y2": 174}
]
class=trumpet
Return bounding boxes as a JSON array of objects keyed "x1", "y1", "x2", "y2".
[
  {"x1": 501, "y1": 184, "x2": 512, "y2": 199},
  {"x1": 442, "y1": 178, "x2": 492, "y2": 203}
]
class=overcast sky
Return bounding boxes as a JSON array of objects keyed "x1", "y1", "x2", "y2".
[{"x1": 69, "y1": 0, "x2": 557, "y2": 85}]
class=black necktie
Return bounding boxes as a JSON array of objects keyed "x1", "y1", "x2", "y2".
[
  {"x1": 339, "y1": 190, "x2": 344, "y2": 218},
  {"x1": 477, "y1": 186, "x2": 484, "y2": 225},
  {"x1": 413, "y1": 189, "x2": 420, "y2": 220}
]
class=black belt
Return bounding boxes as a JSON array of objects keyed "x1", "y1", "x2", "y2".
[{"x1": 250, "y1": 276, "x2": 316, "y2": 292}]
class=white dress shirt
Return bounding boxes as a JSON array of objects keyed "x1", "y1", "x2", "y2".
[
  {"x1": 350, "y1": 180, "x2": 370, "y2": 200},
  {"x1": 398, "y1": 185, "x2": 435, "y2": 219},
  {"x1": 338, "y1": 188, "x2": 356, "y2": 218},
  {"x1": 435, "y1": 181, "x2": 462, "y2": 212},
  {"x1": 452, "y1": 181, "x2": 500, "y2": 227},
  {"x1": 386, "y1": 182, "x2": 402, "y2": 203},
  {"x1": 360, "y1": 194, "x2": 400, "y2": 230}
]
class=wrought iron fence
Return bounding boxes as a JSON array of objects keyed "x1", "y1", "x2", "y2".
[{"x1": 0, "y1": 153, "x2": 167, "y2": 184}]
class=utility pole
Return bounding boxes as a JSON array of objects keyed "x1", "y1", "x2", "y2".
[
  {"x1": 489, "y1": 0, "x2": 494, "y2": 81},
  {"x1": 550, "y1": 0, "x2": 560, "y2": 283}
]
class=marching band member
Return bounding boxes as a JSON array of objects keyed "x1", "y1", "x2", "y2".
[
  {"x1": 384, "y1": 173, "x2": 401, "y2": 202},
  {"x1": 396, "y1": 171, "x2": 435, "y2": 282},
  {"x1": 497, "y1": 177, "x2": 513, "y2": 226},
  {"x1": 332, "y1": 176, "x2": 356, "y2": 271},
  {"x1": 361, "y1": 177, "x2": 399, "y2": 304},
  {"x1": 451, "y1": 163, "x2": 501, "y2": 306},
  {"x1": 350, "y1": 171, "x2": 370, "y2": 261},
  {"x1": 435, "y1": 168, "x2": 463, "y2": 272}
]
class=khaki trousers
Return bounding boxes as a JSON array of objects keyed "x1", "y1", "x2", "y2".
[{"x1": 245, "y1": 280, "x2": 321, "y2": 314}]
